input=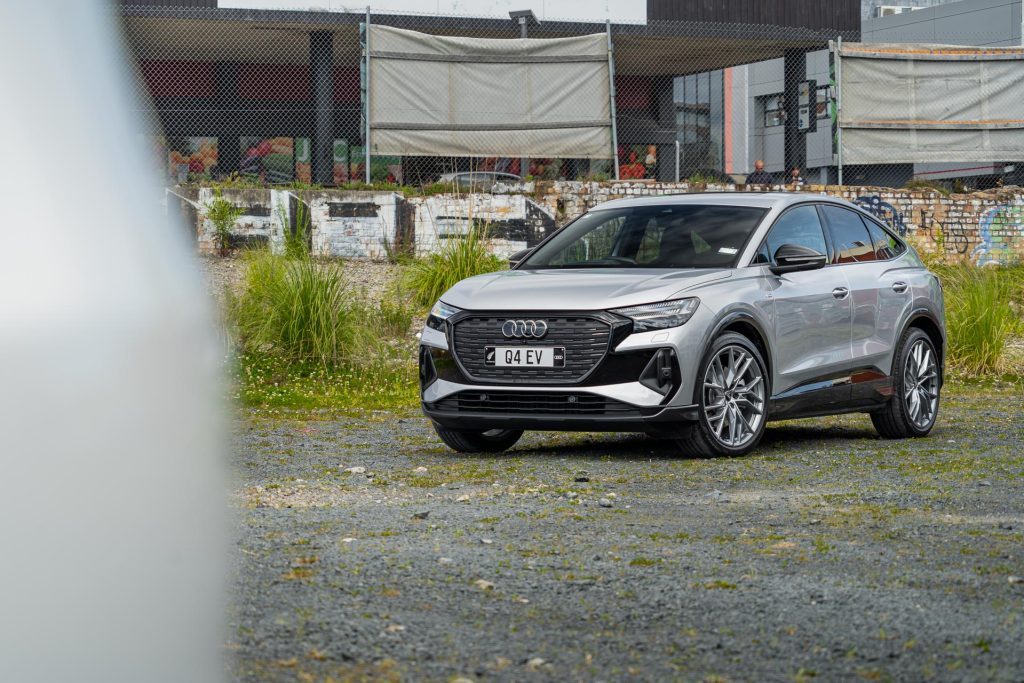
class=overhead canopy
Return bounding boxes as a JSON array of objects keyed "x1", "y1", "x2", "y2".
[
  {"x1": 120, "y1": 7, "x2": 847, "y2": 77},
  {"x1": 367, "y1": 25, "x2": 613, "y2": 158},
  {"x1": 838, "y1": 43, "x2": 1024, "y2": 165}
]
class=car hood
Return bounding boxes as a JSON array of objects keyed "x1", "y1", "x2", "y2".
[{"x1": 440, "y1": 268, "x2": 732, "y2": 311}]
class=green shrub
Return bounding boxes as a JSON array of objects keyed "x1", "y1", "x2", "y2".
[
  {"x1": 405, "y1": 227, "x2": 505, "y2": 307},
  {"x1": 367, "y1": 294, "x2": 415, "y2": 338},
  {"x1": 229, "y1": 250, "x2": 366, "y2": 369},
  {"x1": 205, "y1": 190, "x2": 243, "y2": 254},
  {"x1": 939, "y1": 265, "x2": 1021, "y2": 375}
]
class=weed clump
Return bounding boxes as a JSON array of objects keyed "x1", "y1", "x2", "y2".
[
  {"x1": 405, "y1": 227, "x2": 506, "y2": 307},
  {"x1": 937, "y1": 265, "x2": 1023, "y2": 375}
]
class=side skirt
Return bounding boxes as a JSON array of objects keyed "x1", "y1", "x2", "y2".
[{"x1": 768, "y1": 370, "x2": 893, "y2": 422}]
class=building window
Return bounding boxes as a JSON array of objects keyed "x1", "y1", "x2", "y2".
[
  {"x1": 816, "y1": 86, "x2": 831, "y2": 120},
  {"x1": 762, "y1": 95, "x2": 783, "y2": 127}
]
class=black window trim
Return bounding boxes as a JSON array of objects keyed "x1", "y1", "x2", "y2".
[
  {"x1": 852, "y1": 209, "x2": 910, "y2": 262},
  {"x1": 820, "y1": 203, "x2": 907, "y2": 265}
]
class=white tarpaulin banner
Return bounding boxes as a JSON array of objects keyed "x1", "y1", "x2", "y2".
[
  {"x1": 367, "y1": 25, "x2": 613, "y2": 158},
  {"x1": 837, "y1": 43, "x2": 1024, "y2": 165}
]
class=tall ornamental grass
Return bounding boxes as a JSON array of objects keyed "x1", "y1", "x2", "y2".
[
  {"x1": 406, "y1": 228, "x2": 505, "y2": 307},
  {"x1": 938, "y1": 265, "x2": 1022, "y2": 375},
  {"x1": 229, "y1": 249, "x2": 414, "y2": 372}
]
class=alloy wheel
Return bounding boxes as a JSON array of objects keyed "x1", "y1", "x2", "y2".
[
  {"x1": 702, "y1": 344, "x2": 766, "y2": 448},
  {"x1": 904, "y1": 339, "x2": 939, "y2": 429}
]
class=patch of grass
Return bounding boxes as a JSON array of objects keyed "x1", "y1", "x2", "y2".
[
  {"x1": 937, "y1": 265, "x2": 1023, "y2": 375},
  {"x1": 405, "y1": 226, "x2": 505, "y2": 307},
  {"x1": 700, "y1": 580, "x2": 737, "y2": 590},
  {"x1": 629, "y1": 556, "x2": 661, "y2": 567},
  {"x1": 230, "y1": 249, "x2": 361, "y2": 369},
  {"x1": 812, "y1": 537, "x2": 834, "y2": 555},
  {"x1": 820, "y1": 502, "x2": 907, "y2": 528},
  {"x1": 904, "y1": 179, "x2": 950, "y2": 196},
  {"x1": 227, "y1": 246, "x2": 420, "y2": 411}
]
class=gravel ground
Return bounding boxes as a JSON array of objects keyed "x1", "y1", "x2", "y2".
[{"x1": 228, "y1": 388, "x2": 1024, "y2": 682}]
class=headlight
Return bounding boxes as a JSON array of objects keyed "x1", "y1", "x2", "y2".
[
  {"x1": 611, "y1": 298, "x2": 700, "y2": 332},
  {"x1": 426, "y1": 300, "x2": 461, "y2": 330}
]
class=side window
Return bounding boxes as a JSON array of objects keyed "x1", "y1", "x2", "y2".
[
  {"x1": 822, "y1": 206, "x2": 876, "y2": 264},
  {"x1": 754, "y1": 205, "x2": 828, "y2": 264},
  {"x1": 863, "y1": 218, "x2": 907, "y2": 260}
]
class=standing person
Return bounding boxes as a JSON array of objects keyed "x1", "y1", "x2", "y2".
[
  {"x1": 788, "y1": 166, "x2": 805, "y2": 186},
  {"x1": 745, "y1": 160, "x2": 774, "y2": 185}
]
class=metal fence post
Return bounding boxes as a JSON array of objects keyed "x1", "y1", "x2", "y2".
[
  {"x1": 365, "y1": 6, "x2": 372, "y2": 185},
  {"x1": 675, "y1": 139, "x2": 680, "y2": 182},
  {"x1": 835, "y1": 36, "x2": 843, "y2": 187},
  {"x1": 606, "y1": 19, "x2": 620, "y2": 181}
]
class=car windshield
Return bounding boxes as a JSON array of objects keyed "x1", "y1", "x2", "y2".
[{"x1": 521, "y1": 204, "x2": 768, "y2": 269}]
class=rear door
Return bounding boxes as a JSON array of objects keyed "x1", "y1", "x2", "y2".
[
  {"x1": 753, "y1": 204, "x2": 853, "y2": 395},
  {"x1": 820, "y1": 205, "x2": 911, "y2": 375}
]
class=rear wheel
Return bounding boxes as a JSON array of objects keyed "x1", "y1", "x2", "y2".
[
  {"x1": 432, "y1": 425, "x2": 524, "y2": 453},
  {"x1": 871, "y1": 328, "x2": 940, "y2": 438},
  {"x1": 676, "y1": 332, "x2": 768, "y2": 457}
]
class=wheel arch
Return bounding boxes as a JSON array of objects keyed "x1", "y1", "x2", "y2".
[
  {"x1": 695, "y1": 310, "x2": 773, "y2": 403},
  {"x1": 903, "y1": 310, "x2": 945, "y2": 386}
]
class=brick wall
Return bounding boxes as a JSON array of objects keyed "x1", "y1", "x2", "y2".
[{"x1": 532, "y1": 181, "x2": 1024, "y2": 266}]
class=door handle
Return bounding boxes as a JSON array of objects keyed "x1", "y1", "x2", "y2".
[
  {"x1": 832, "y1": 287, "x2": 849, "y2": 299},
  {"x1": 892, "y1": 281, "x2": 909, "y2": 293}
]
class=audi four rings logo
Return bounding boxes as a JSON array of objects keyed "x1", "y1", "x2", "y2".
[{"x1": 501, "y1": 319, "x2": 548, "y2": 338}]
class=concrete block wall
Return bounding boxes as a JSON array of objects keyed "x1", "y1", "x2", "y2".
[{"x1": 172, "y1": 181, "x2": 1024, "y2": 266}]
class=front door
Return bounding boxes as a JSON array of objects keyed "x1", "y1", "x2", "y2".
[{"x1": 753, "y1": 204, "x2": 853, "y2": 396}]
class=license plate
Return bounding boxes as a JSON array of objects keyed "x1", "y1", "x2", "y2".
[{"x1": 485, "y1": 346, "x2": 565, "y2": 368}]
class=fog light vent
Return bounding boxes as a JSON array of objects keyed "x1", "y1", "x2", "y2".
[{"x1": 639, "y1": 348, "x2": 675, "y2": 396}]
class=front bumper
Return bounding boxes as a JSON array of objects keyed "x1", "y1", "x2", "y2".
[
  {"x1": 423, "y1": 396, "x2": 699, "y2": 436},
  {"x1": 418, "y1": 310, "x2": 708, "y2": 435}
]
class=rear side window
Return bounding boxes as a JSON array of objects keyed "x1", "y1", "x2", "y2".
[
  {"x1": 822, "y1": 206, "x2": 876, "y2": 264},
  {"x1": 863, "y1": 219, "x2": 907, "y2": 260},
  {"x1": 753, "y1": 205, "x2": 828, "y2": 264}
]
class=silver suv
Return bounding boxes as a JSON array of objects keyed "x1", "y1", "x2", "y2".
[{"x1": 418, "y1": 193, "x2": 945, "y2": 457}]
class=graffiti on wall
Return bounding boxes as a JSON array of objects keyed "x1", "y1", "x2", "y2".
[
  {"x1": 922, "y1": 212, "x2": 972, "y2": 256},
  {"x1": 854, "y1": 195, "x2": 906, "y2": 236},
  {"x1": 971, "y1": 200, "x2": 1024, "y2": 266}
]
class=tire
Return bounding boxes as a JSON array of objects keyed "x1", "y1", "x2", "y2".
[
  {"x1": 432, "y1": 425, "x2": 524, "y2": 453},
  {"x1": 676, "y1": 332, "x2": 769, "y2": 458},
  {"x1": 871, "y1": 328, "x2": 940, "y2": 439}
]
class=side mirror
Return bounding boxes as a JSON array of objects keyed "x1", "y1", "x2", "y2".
[
  {"x1": 769, "y1": 243, "x2": 828, "y2": 275},
  {"x1": 509, "y1": 247, "x2": 533, "y2": 269}
]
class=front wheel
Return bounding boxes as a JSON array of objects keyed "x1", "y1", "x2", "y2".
[
  {"x1": 871, "y1": 328, "x2": 940, "y2": 438},
  {"x1": 676, "y1": 332, "x2": 769, "y2": 458},
  {"x1": 432, "y1": 425, "x2": 524, "y2": 453}
]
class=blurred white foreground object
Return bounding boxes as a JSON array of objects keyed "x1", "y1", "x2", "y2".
[{"x1": 0, "y1": 2, "x2": 225, "y2": 682}]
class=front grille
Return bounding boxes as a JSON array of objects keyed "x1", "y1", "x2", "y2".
[
  {"x1": 432, "y1": 391, "x2": 640, "y2": 416},
  {"x1": 452, "y1": 315, "x2": 611, "y2": 383}
]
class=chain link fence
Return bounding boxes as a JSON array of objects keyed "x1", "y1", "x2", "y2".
[{"x1": 119, "y1": 4, "x2": 1023, "y2": 194}]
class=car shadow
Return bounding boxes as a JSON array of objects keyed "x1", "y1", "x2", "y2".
[{"x1": 498, "y1": 418, "x2": 914, "y2": 461}]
